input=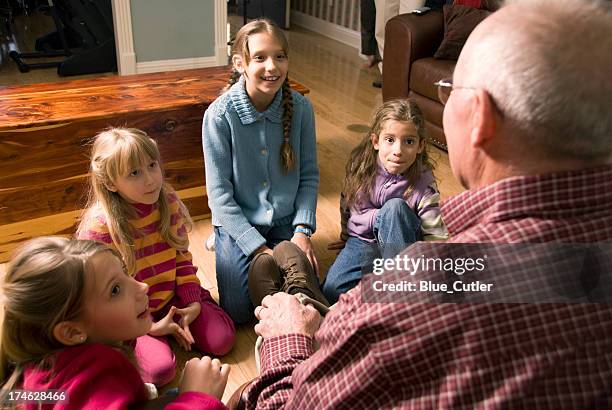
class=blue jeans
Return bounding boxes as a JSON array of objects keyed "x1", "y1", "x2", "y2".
[
  {"x1": 323, "y1": 198, "x2": 421, "y2": 304},
  {"x1": 214, "y1": 224, "x2": 293, "y2": 324}
]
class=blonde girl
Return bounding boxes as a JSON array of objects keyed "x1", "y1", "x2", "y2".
[
  {"x1": 77, "y1": 128, "x2": 235, "y2": 387},
  {"x1": 324, "y1": 99, "x2": 448, "y2": 303},
  {"x1": 203, "y1": 19, "x2": 320, "y2": 323},
  {"x1": 0, "y1": 237, "x2": 230, "y2": 410}
]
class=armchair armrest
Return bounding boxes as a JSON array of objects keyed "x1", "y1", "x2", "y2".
[{"x1": 382, "y1": 11, "x2": 445, "y2": 101}]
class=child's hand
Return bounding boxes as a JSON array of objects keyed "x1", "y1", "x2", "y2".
[
  {"x1": 291, "y1": 233, "x2": 320, "y2": 276},
  {"x1": 149, "y1": 306, "x2": 193, "y2": 351},
  {"x1": 174, "y1": 302, "x2": 201, "y2": 347},
  {"x1": 180, "y1": 356, "x2": 230, "y2": 400},
  {"x1": 327, "y1": 239, "x2": 346, "y2": 253}
]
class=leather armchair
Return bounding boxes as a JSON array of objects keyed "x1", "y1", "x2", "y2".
[
  {"x1": 382, "y1": 1, "x2": 501, "y2": 149},
  {"x1": 382, "y1": 10, "x2": 453, "y2": 149}
]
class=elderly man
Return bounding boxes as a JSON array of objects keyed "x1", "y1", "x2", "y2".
[{"x1": 245, "y1": 0, "x2": 612, "y2": 408}]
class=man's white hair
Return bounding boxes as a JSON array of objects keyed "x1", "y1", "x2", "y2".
[{"x1": 461, "y1": 0, "x2": 612, "y2": 160}]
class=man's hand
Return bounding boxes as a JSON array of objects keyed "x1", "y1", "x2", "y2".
[
  {"x1": 291, "y1": 232, "x2": 320, "y2": 276},
  {"x1": 254, "y1": 293, "x2": 322, "y2": 339},
  {"x1": 180, "y1": 356, "x2": 230, "y2": 400},
  {"x1": 149, "y1": 306, "x2": 193, "y2": 351}
]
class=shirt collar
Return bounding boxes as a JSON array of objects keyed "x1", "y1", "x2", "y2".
[
  {"x1": 376, "y1": 158, "x2": 403, "y2": 180},
  {"x1": 131, "y1": 201, "x2": 155, "y2": 217},
  {"x1": 230, "y1": 75, "x2": 283, "y2": 125},
  {"x1": 441, "y1": 165, "x2": 612, "y2": 237},
  {"x1": 376, "y1": 158, "x2": 434, "y2": 187}
]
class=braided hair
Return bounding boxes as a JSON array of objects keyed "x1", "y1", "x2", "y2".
[
  {"x1": 224, "y1": 68, "x2": 242, "y2": 92},
  {"x1": 280, "y1": 78, "x2": 295, "y2": 172},
  {"x1": 228, "y1": 19, "x2": 295, "y2": 173}
]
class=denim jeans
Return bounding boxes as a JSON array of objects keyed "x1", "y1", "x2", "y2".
[
  {"x1": 323, "y1": 198, "x2": 421, "y2": 304},
  {"x1": 214, "y1": 224, "x2": 293, "y2": 324}
]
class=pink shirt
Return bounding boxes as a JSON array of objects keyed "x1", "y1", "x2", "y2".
[{"x1": 23, "y1": 343, "x2": 226, "y2": 410}]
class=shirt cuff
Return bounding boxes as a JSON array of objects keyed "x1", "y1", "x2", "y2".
[
  {"x1": 292, "y1": 209, "x2": 317, "y2": 233},
  {"x1": 260, "y1": 334, "x2": 315, "y2": 371},
  {"x1": 177, "y1": 284, "x2": 202, "y2": 306},
  {"x1": 235, "y1": 226, "x2": 267, "y2": 256}
]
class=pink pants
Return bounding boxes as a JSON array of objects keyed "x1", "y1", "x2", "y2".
[{"x1": 135, "y1": 288, "x2": 236, "y2": 386}]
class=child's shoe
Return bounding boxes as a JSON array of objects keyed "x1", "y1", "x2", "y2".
[
  {"x1": 273, "y1": 241, "x2": 330, "y2": 307},
  {"x1": 247, "y1": 253, "x2": 283, "y2": 307}
]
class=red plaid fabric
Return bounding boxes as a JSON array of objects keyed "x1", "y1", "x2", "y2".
[{"x1": 245, "y1": 165, "x2": 612, "y2": 409}]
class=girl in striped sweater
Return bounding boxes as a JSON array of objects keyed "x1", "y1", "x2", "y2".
[{"x1": 77, "y1": 128, "x2": 235, "y2": 387}]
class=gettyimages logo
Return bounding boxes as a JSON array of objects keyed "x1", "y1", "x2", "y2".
[
  {"x1": 372, "y1": 254, "x2": 487, "y2": 276},
  {"x1": 361, "y1": 242, "x2": 612, "y2": 304}
]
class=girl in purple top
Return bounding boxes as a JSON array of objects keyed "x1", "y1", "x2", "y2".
[{"x1": 324, "y1": 99, "x2": 448, "y2": 303}]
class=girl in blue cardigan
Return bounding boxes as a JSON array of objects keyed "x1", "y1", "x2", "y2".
[{"x1": 202, "y1": 19, "x2": 320, "y2": 323}]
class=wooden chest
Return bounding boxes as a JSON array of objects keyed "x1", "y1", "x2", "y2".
[{"x1": 0, "y1": 66, "x2": 308, "y2": 262}]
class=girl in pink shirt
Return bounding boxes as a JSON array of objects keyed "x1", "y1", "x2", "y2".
[{"x1": 0, "y1": 237, "x2": 230, "y2": 410}]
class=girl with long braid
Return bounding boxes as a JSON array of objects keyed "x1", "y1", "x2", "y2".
[{"x1": 202, "y1": 19, "x2": 321, "y2": 323}]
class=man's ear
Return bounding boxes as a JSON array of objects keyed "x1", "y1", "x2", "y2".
[
  {"x1": 232, "y1": 55, "x2": 244, "y2": 74},
  {"x1": 53, "y1": 321, "x2": 88, "y2": 346},
  {"x1": 469, "y1": 89, "x2": 498, "y2": 149}
]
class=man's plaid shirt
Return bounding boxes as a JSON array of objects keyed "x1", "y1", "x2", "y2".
[{"x1": 245, "y1": 165, "x2": 612, "y2": 409}]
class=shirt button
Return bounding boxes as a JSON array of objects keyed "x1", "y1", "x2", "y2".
[
  {"x1": 262, "y1": 181, "x2": 268, "y2": 187},
  {"x1": 261, "y1": 149, "x2": 268, "y2": 156}
]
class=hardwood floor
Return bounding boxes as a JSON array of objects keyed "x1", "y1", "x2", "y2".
[{"x1": 0, "y1": 13, "x2": 464, "y2": 403}]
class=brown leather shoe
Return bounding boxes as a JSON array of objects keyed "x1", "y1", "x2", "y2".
[
  {"x1": 273, "y1": 241, "x2": 330, "y2": 307},
  {"x1": 226, "y1": 380, "x2": 253, "y2": 410},
  {"x1": 248, "y1": 253, "x2": 282, "y2": 307}
]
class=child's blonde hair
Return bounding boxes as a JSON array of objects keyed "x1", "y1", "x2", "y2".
[
  {"x1": 343, "y1": 99, "x2": 435, "y2": 209},
  {"x1": 227, "y1": 18, "x2": 295, "y2": 173},
  {"x1": 0, "y1": 237, "x2": 112, "y2": 398},
  {"x1": 77, "y1": 128, "x2": 192, "y2": 273}
]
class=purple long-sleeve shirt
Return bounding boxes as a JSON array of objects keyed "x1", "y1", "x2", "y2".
[{"x1": 343, "y1": 162, "x2": 448, "y2": 242}]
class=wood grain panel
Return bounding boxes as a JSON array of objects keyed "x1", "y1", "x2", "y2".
[
  {"x1": 0, "y1": 107, "x2": 204, "y2": 184},
  {"x1": 0, "y1": 159, "x2": 206, "y2": 224}
]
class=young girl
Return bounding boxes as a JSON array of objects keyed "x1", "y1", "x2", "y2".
[
  {"x1": 324, "y1": 99, "x2": 448, "y2": 304},
  {"x1": 203, "y1": 19, "x2": 320, "y2": 323},
  {"x1": 77, "y1": 128, "x2": 235, "y2": 387},
  {"x1": 0, "y1": 237, "x2": 230, "y2": 410}
]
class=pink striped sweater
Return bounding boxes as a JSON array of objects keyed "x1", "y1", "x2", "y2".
[{"x1": 78, "y1": 193, "x2": 201, "y2": 312}]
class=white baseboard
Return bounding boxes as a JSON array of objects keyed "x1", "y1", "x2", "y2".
[
  {"x1": 135, "y1": 56, "x2": 219, "y2": 74},
  {"x1": 290, "y1": 11, "x2": 360, "y2": 50}
]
